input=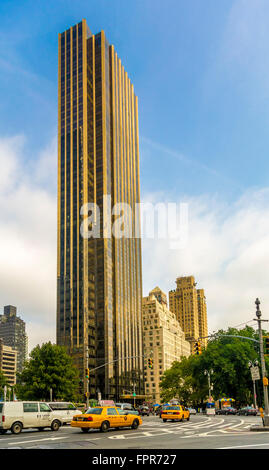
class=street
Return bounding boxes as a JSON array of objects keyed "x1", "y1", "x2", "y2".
[{"x1": 0, "y1": 414, "x2": 268, "y2": 449}]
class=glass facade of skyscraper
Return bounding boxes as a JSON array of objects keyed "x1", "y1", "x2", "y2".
[{"x1": 57, "y1": 19, "x2": 144, "y2": 399}]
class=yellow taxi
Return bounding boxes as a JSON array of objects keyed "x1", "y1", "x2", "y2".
[
  {"x1": 71, "y1": 406, "x2": 142, "y2": 433},
  {"x1": 161, "y1": 405, "x2": 190, "y2": 422}
]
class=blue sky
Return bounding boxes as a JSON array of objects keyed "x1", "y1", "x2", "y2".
[
  {"x1": 2, "y1": 0, "x2": 269, "y2": 198},
  {"x1": 1, "y1": 0, "x2": 269, "y2": 349}
]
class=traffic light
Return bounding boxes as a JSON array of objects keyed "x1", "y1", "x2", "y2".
[
  {"x1": 265, "y1": 337, "x2": 269, "y2": 355},
  {"x1": 85, "y1": 368, "x2": 90, "y2": 379},
  {"x1": 193, "y1": 341, "x2": 202, "y2": 355},
  {"x1": 148, "y1": 358, "x2": 153, "y2": 369}
]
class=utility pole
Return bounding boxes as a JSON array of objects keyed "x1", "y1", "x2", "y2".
[
  {"x1": 133, "y1": 382, "x2": 136, "y2": 408},
  {"x1": 254, "y1": 298, "x2": 269, "y2": 426},
  {"x1": 86, "y1": 345, "x2": 89, "y2": 409}
]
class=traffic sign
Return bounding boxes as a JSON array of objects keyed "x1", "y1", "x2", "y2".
[{"x1": 250, "y1": 366, "x2": 260, "y2": 381}]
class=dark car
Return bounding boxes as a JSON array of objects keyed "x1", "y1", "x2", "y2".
[
  {"x1": 138, "y1": 406, "x2": 150, "y2": 416},
  {"x1": 156, "y1": 405, "x2": 169, "y2": 417},
  {"x1": 224, "y1": 407, "x2": 237, "y2": 415},
  {"x1": 237, "y1": 406, "x2": 257, "y2": 416},
  {"x1": 216, "y1": 407, "x2": 237, "y2": 415}
]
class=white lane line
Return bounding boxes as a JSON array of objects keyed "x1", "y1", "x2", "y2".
[
  {"x1": 192, "y1": 419, "x2": 225, "y2": 429},
  {"x1": 8, "y1": 437, "x2": 69, "y2": 445},
  {"x1": 108, "y1": 430, "x2": 176, "y2": 440},
  {"x1": 218, "y1": 443, "x2": 269, "y2": 449},
  {"x1": 141, "y1": 419, "x2": 213, "y2": 432},
  {"x1": 219, "y1": 419, "x2": 245, "y2": 433}
]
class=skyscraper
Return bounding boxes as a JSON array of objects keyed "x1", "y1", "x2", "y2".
[
  {"x1": 197, "y1": 289, "x2": 208, "y2": 347},
  {"x1": 57, "y1": 19, "x2": 144, "y2": 400},
  {"x1": 169, "y1": 276, "x2": 208, "y2": 349},
  {"x1": 0, "y1": 305, "x2": 28, "y2": 374}
]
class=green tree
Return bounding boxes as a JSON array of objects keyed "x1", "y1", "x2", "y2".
[
  {"x1": 160, "y1": 326, "x2": 267, "y2": 407},
  {"x1": 16, "y1": 342, "x2": 80, "y2": 401},
  {"x1": 0, "y1": 369, "x2": 7, "y2": 398}
]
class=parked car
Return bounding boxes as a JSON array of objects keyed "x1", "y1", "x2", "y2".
[
  {"x1": 47, "y1": 402, "x2": 82, "y2": 424},
  {"x1": 224, "y1": 407, "x2": 237, "y2": 415},
  {"x1": 237, "y1": 406, "x2": 257, "y2": 416},
  {"x1": 138, "y1": 405, "x2": 150, "y2": 416},
  {"x1": 115, "y1": 403, "x2": 139, "y2": 415},
  {"x1": 216, "y1": 407, "x2": 237, "y2": 415},
  {"x1": 0, "y1": 401, "x2": 62, "y2": 434}
]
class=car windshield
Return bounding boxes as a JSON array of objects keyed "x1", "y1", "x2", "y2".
[
  {"x1": 165, "y1": 406, "x2": 180, "y2": 410},
  {"x1": 85, "y1": 408, "x2": 103, "y2": 415}
]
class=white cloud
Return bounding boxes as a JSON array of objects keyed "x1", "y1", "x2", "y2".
[
  {"x1": 0, "y1": 135, "x2": 57, "y2": 353},
  {"x1": 1, "y1": 134, "x2": 269, "y2": 354},
  {"x1": 141, "y1": 188, "x2": 269, "y2": 334}
]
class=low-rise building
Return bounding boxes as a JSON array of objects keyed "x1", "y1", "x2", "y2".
[{"x1": 0, "y1": 338, "x2": 17, "y2": 386}]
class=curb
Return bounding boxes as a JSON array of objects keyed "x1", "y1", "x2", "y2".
[{"x1": 250, "y1": 426, "x2": 269, "y2": 432}]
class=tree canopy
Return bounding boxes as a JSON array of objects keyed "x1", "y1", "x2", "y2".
[
  {"x1": 0, "y1": 369, "x2": 7, "y2": 396},
  {"x1": 16, "y1": 342, "x2": 80, "y2": 401},
  {"x1": 160, "y1": 326, "x2": 267, "y2": 407}
]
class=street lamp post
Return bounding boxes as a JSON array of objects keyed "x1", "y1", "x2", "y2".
[
  {"x1": 204, "y1": 369, "x2": 214, "y2": 400},
  {"x1": 254, "y1": 298, "x2": 269, "y2": 426}
]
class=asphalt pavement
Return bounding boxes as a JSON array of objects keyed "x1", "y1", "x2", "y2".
[{"x1": 0, "y1": 414, "x2": 268, "y2": 449}]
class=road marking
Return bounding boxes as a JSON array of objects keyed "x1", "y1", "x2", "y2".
[
  {"x1": 8, "y1": 437, "x2": 69, "y2": 445},
  {"x1": 219, "y1": 419, "x2": 245, "y2": 433},
  {"x1": 218, "y1": 443, "x2": 269, "y2": 449}
]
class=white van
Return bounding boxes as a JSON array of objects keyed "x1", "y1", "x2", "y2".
[
  {"x1": 0, "y1": 401, "x2": 62, "y2": 434},
  {"x1": 47, "y1": 402, "x2": 82, "y2": 424}
]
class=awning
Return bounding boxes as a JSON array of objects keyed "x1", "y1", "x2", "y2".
[{"x1": 119, "y1": 394, "x2": 152, "y2": 399}]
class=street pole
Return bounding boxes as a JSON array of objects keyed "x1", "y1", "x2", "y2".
[
  {"x1": 254, "y1": 298, "x2": 269, "y2": 426},
  {"x1": 204, "y1": 369, "x2": 213, "y2": 401},
  {"x1": 133, "y1": 382, "x2": 136, "y2": 408},
  {"x1": 86, "y1": 345, "x2": 89, "y2": 409},
  {"x1": 253, "y1": 380, "x2": 257, "y2": 409}
]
